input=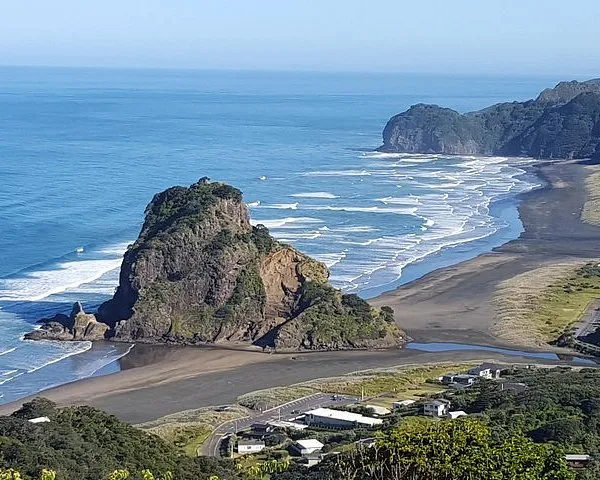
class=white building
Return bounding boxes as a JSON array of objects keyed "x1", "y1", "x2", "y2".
[
  {"x1": 28, "y1": 417, "x2": 51, "y2": 424},
  {"x1": 237, "y1": 439, "x2": 265, "y2": 454},
  {"x1": 294, "y1": 439, "x2": 324, "y2": 455},
  {"x1": 468, "y1": 364, "x2": 502, "y2": 380},
  {"x1": 365, "y1": 405, "x2": 391, "y2": 416},
  {"x1": 393, "y1": 400, "x2": 415, "y2": 410},
  {"x1": 448, "y1": 411, "x2": 468, "y2": 419},
  {"x1": 423, "y1": 400, "x2": 450, "y2": 417},
  {"x1": 304, "y1": 407, "x2": 383, "y2": 429}
]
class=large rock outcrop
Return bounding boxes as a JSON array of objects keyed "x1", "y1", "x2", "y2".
[
  {"x1": 35, "y1": 178, "x2": 404, "y2": 351},
  {"x1": 379, "y1": 78, "x2": 600, "y2": 161},
  {"x1": 26, "y1": 302, "x2": 110, "y2": 341}
]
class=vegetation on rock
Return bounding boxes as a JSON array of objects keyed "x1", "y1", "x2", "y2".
[
  {"x1": 380, "y1": 78, "x2": 600, "y2": 161},
  {"x1": 31, "y1": 178, "x2": 404, "y2": 351}
]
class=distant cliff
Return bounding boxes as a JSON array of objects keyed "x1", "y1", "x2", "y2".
[
  {"x1": 31, "y1": 178, "x2": 405, "y2": 351},
  {"x1": 379, "y1": 79, "x2": 600, "y2": 161}
]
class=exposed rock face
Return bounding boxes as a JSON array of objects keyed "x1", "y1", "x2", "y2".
[
  {"x1": 379, "y1": 79, "x2": 600, "y2": 161},
  {"x1": 79, "y1": 178, "x2": 406, "y2": 350},
  {"x1": 26, "y1": 302, "x2": 109, "y2": 341}
]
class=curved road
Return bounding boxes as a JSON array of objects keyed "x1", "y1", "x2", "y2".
[{"x1": 202, "y1": 393, "x2": 357, "y2": 457}]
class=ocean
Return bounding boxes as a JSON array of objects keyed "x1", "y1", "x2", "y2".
[{"x1": 0, "y1": 67, "x2": 570, "y2": 403}]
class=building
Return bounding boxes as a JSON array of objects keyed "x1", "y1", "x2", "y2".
[
  {"x1": 392, "y1": 400, "x2": 415, "y2": 410},
  {"x1": 237, "y1": 439, "x2": 266, "y2": 454},
  {"x1": 423, "y1": 399, "x2": 450, "y2": 417},
  {"x1": 249, "y1": 423, "x2": 273, "y2": 438},
  {"x1": 28, "y1": 417, "x2": 51, "y2": 424},
  {"x1": 448, "y1": 411, "x2": 468, "y2": 419},
  {"x1": 267, "y1": 420, "x2": 308, "y2": 431},
  {"x1": 294, "y1": 439, "x2": 324, "y2": 455},
  {"x1": 355, "y1": 437, "x2": 377, "y2": 448},
  {"x1": 365, "y1": 405, "x2": 391, "y2": 416},
  {"x1": 304, "y1": 407, "x2": 383, "y2": 429},
  {"x1": 453, "y1": 374, "x2": 477, "y2": 386},
  {"x1": 468, "y1": 364, "x2": 502, "y2": 380},
  {"x1": 565, "y1": 454, "x2": 592, "y2": 469},
  {"x1": 302, "y1": 454, "x2": 325, "y2": 467}
]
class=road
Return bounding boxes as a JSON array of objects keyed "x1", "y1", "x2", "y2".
[
  {"x1": 201, "y1": 392, "x2": 357, "y2": 457},
  {"x1": 575, "y1": 299, "x2": 600, "y2": 338}
]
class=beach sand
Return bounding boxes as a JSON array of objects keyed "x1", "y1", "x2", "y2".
[
  {"x1": 2, "y1": 160, "x2": 599, "y2": 423},
  {"x1": 372, "y1": 160, "x2": 600, "y2": 345}
]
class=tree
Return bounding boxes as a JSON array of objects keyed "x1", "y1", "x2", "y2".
[{"x1": 327, "y1": 418, "x2": 574, "y2": 480}]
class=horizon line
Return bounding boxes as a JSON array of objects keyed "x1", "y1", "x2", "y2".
[{"x1": 0, "y1": 63, "x2": 596, "y2": 80}]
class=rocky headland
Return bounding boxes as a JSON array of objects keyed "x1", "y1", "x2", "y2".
[
  {"x1": 379, "y1": 78, "x2": 600, "y2": 160},
  {"x1": 28, "y1": 178, "x2": 405, "y2": 351}
]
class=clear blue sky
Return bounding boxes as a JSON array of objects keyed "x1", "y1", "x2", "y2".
[{"x1": 1, "y1": 0, "x2": 598, "y2": 75}]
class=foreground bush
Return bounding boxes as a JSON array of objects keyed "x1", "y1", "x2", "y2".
[{"x1": 0, "y1": 399, "x2": 240, "y2": 480}]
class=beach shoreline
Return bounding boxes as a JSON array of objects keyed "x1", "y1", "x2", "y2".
[{"x1": 1, "y1": 159, "x2": 598, "y2": 422}]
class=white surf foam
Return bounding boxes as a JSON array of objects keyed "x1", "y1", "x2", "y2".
[
  {"x1": 303, "y1": 169, "x2": 372, "y2": 177},
  {"x1": 23, "y1": 340, "x2": 93, "y2": 373},
  {"x1": 250, "y1": 217, "x2": 323, "y2": 229},
  {"x1": 0, "y1": 243, "x2": 129, "y2": 303},
  {"x1": 291, "y1": 192, "x2": 339, "y2": 199},
  {"x1": 258, "y1": 202, "x2": 299, "y2": 210},
  {"x1": 303, "y1": 205, "x2": 418, "y2": 215}
]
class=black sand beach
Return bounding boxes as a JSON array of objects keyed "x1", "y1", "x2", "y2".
[{"x1": 2, "y1": 160, "x2": 599, "y2": 423}]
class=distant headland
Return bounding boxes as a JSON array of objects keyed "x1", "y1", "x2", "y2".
[{"x1": 379, "y1": 79, "x2": 600, "y2": 161}]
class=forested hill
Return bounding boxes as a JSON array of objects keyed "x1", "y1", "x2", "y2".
[{"x1": 379, "y1": 78, "x2": 600, "y2": 161}]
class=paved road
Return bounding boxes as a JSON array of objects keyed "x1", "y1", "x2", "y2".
[
  {"x1": 575, "y1": 299, "x2": 600, "y2": 338},
  {"x1": 201, "y1": 392, "x2": 358, "y2": 457}
]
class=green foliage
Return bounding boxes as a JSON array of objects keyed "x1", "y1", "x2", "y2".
[
  {"x1": 250, "y1": 225, "x2": 277, "y2": 255},
  {"x1": 289, "y1": 282, "x2": 400, "y2": 347},
  {"x1": 451, "y1": 368, "x2": 600, "y2": 455},
  {"x1": 0, "y1": 400, "x2": 241, "y2": 480},
  {"x1": 138, "y1": 179, "x2": 243, "y2": 243},
  {"x1": 279, "y1": 419, "x2": 573, "y2": 480}
]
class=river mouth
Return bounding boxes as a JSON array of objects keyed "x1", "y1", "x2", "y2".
[{"x1": 406, "y1": 342, "x2": 598, "y2": 366}]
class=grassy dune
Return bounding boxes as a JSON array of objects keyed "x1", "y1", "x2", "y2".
[
  {"x1": 137, "y1": 405, "x2": 249, "y2": 457},
  {"x1": 238, "y1": 363, "x2": 477, "y2": 410},
  {"x1": 493, "y1": 262, "x2": 600, "y2": 347},
  {"x1": 582, "y1": 165, "x2": 600, "y2": 225}
]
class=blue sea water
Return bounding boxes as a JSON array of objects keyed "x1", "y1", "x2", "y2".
[{"x1": 0, "y1": 67, "x2": 576, "y2": 403}]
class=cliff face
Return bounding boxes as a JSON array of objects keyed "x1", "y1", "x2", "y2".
[
  {"x1": 56, "y1": 178, "x2": 406, "y2": 350},
  {"x1": 379, "y1": 79, "x2": 600, "y2": 161}
]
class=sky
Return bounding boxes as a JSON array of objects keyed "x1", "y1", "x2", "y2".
[{"x1": 0, "y1": 0, "x2": 598, "y2": 75}]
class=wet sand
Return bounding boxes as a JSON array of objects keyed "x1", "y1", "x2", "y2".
[
  {"x1": 2, "y1": 160, "x2": 599, "y2": 423},
  {"x1": 372, "y1": 160, "x2": 600, "y2": 345}
]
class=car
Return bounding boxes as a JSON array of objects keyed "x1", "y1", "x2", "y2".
[{"x1": 331, "y1": 395, "x2": 338, "y2": 401}]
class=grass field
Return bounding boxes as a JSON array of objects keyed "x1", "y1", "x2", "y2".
[
  {"x1": 238, "y1": 362, "x2": 477, "y2": 410},
  {"x1": 136, "y1": 405, "x2": 249, "y2": 456},
  {"x1": 494, "y1": 262, "x2": 600, "y2": 347}
]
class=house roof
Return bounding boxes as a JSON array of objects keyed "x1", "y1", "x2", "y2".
[
  {"x1": 305, "y1": 407, "x2": 383, "y2": 426},
  {"x1": 296, "y1": 439, "x2": 324, "y2": 450},
  {"x1": 28, "y1": 417, "x2": 51, "y2": 424},
  {"x1": 468, "y1": 363, "x2": 503, "y2": 374},
  {"x1": 365, "y1": 405, "x2": 391, "y2": 415},
  {"x1": 238, "y1": 439, "x2": 265, "y2": 446},
  {"x1": 565, "y1": 454, "x2": 592, "y2": 461},
  {"x1": 425, "y1": 400, "x2": 447, "y2": 407},
  {"x1": 448, "y1": 411, "x2": 467, "y2": 419},
  {"x1": 393, "y1": 400, "x2": 415, "y2": 406}
]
